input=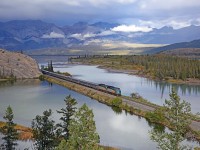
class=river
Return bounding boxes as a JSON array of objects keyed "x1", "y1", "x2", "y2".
[
  {"x1": 0, "y1": 56, "x2": 199, "y2": 149},
  {"x1": 53, "y1": 63, "x2": 200, "y2": 113}
]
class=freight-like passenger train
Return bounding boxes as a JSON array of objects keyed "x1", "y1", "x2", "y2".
[{"x1": 42, "y1": 70, "x2": 121, "y2": 96}]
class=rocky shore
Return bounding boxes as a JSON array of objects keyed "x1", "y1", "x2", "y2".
[{"x1": 0, "y1": 49, "x2": 42, "y2": 79}]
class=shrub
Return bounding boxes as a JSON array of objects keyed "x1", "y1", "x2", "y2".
[
  {"x1": 39, "y1": 75, "x2": 45, "y2": 81},
  {"x1": 111, "y1": 97, "x2": 122, "y2": 107},
  {"x1": 145, "y1": 108, "x2": 165, "y2": 123}
]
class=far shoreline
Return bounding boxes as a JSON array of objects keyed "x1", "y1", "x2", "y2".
[{"x1": 69, "y1": 62, "x2": 200, "y2": 86}]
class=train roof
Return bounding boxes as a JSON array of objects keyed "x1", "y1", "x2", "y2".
[
  {"x1": 42, "y1": 70, "x2": 120, "y2": 90},
  {"x1": 98, "y1": 83, "x2": 120, "y2": 90}
]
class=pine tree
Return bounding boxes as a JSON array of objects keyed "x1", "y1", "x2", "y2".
[
  {"x1": 150, "y1": 88, "x2": 192, "y2": 150},
  {"x1": 56, "y1": 95, "x2": 77, "y2": 141},
  {"x1": 32, "y1": 109, "x2": 57, "y2": 150},
  {"x1": 55, "y1": 139, "x2": 67, "y2": 150},
  {"x1": 67, "y1": 104, "x2": 103, "y2": 150},
  {"x1": 0, "y1": 106, "x2": 18, "y2": 150}
]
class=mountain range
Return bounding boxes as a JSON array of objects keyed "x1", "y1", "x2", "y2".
[
  {"x1": 149, "y1": 39, "x2": 200, "y2": 54},
  {"x1": 0, "y1": 20, "x2": 200, "y2": 52},
  {"x1": 146, "y1": 39, "x2": 200, "y2": 59}
]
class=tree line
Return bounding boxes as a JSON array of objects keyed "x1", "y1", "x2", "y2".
[
  {"x1": 0, "y1": 95, "x2": 102, "y2": 150},
  {"x1": 130, "y1": 55, "x2": 200, "y2": 80}
]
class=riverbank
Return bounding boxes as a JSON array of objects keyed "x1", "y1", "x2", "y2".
[
  {"x1": 70, "y1": 55, "x2": 200, "y2": 86},
  {"x1": 94, "y1": 66, "x2": 200, "y2": 86},
  {"x1": 0, "y1": 121, "x2": 32, "y2": 140},
  {"x1": 0, "y1": 121, "x2": 119, "y2": 150},
  {"x1": 0, "y1": 78, "x2": 17, "y2": 85},
  {"x1": 43, "y1": 75, "x2": 200, "y2": 141},
  {"x1": 0, "y1": 79, "x2": 9, "y2": 82},
  {"x1": 102, "y1": 67, "x2": 200, "y2": 86}
]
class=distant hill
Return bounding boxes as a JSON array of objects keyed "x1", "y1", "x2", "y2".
[
  {"x1": 160, "y1": 48, "x2": 200, "y2": 58},
  {"x1": 149, "y1": 39, "x2": 200, "y2": 54},
  {"x1": 136, "y1": 25, "x2": 200, "y2": 44},
  {"x1": 0, "y1": 20, "x2": 200, "y2": 52}
]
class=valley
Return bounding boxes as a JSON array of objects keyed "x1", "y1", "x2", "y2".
[{"x1": 1, "y1": 1, "x2": 200, "y2": 149}]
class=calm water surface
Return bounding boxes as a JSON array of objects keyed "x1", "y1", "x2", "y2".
[
  {"x1": 0, "y1": 80, "x2": 158, "y2": 150},
  {"x1": 53, "y1": 64, "x2": 200, "y2": 113}
]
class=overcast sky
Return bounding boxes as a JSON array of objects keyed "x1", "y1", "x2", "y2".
[{"x1": 0, "y1": 0, "x2": 200, "y2": 29}]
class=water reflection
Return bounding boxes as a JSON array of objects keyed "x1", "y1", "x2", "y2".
[
  {"x1": 0, "y1": 80, "x2": 159, "y2": 149},
  {"x1": 111, "y1": 106, "x2": 122, "y2": 115},
  {"x1": 1, "y1": 77, "x2": 200, "y2": 149},
  {"x1": 53, "y1": 65, "x2": 200, "y2": 113},
  {"x1": 149, "y1": 126, "x2": 198, "y2": 149},
  {"x1": 148, "y1": 79, "x2": 200, "y2": 99},
  {"x1": 149, "y1": 89, "x2": 200, "y2": 149},
  {"x1": 147, "y1": 120, "x2": 165, "y2": 133}
]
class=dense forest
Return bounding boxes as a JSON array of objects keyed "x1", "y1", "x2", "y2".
[
  {"x1": 72, "y1": 55, "x2": 200, "y2": 81},
  {"x1": 130, "y1": 55, "x2": 200, "y2": 80}
]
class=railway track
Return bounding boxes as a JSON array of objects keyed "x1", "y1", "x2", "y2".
[{"x1": 41, "y1": 70, "x2": 121, "y2": 96}]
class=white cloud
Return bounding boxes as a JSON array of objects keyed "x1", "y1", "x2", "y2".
[
  {"x1": 167, "y1": 20, "x2": 191, "y2": 29},
  {"x1": 139, "y1": 0, "x2": 200, "y2": 10},
  {"x1": 1, "y1": 0, "x2": 200, "y2": 27},
  {"x1": 83, "y1": 33, "x2": 96, "y2": 38},
  {"x1": 115, "y1": 0, "x2": 137, "y2": 4},
  {"x1": 69, "y1": 33, "x2": 82, "y2": 40},
  {"x1": 111, "y1": 25, "x2": 152, "y2": 32},
  {"x1": 69, "y1": 33, "x2": 95, "y2": 40},
  {"x1": 87, "y1": 0, "x2": 137, "y2": 6},
  {"x1": 138, "y1": 18, "x2": 199, "y2": 29},
  {"x1": 99, "y1": 30, "x2": 116, "y2": 36},
  {"x1": 23, "y1": 0, "x2": 80, "y2": 7},
  {"x1": 42, "y1": 31, "x2": 65, "y2": 38},
  {"x1": 70, "y1": 30, "x2": 115, "y2": 40}
]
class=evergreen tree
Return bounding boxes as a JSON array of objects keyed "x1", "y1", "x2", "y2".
[
  {"x1": 67, "y1": 104, "x2": 103, "y2": 150},
  {"x1": 55, "y1": 139, "x2": 67, "y2": 150},
  {"x1": 150, "y1": 88, "x2": 192, "y2": 150},
  {"x1": 56, "y1": 95, "x2": 77, "y2": 141},
  {"x1": 0, "y1": 106, "x2": 18, "y2": 150},
  {"x1": 32, "y1": 109, "x2": 57, "y2": 150}
]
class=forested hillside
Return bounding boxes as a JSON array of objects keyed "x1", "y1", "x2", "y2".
[{"x1": 131, "y1": 55, "x2": 200, "y2": 80}]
